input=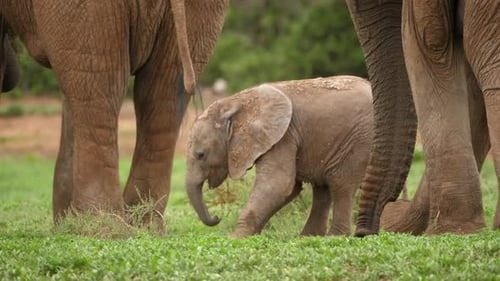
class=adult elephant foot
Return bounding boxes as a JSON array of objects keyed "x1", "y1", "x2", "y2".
[
  {"x1": 383, "y1": 181, "x2": 485, "y2": 235},
  {"x1": 425, "y1": 219, "x2": 485, "y2": 235},
  {"x1": 380, "y1": 172, "x2": 430, "y2": 235},
  {"x1": 127, "y1": 210, "x2": 166, "y2": 235},
  {"x1": 382, "y1": 194, "x2": 485, "y2": 235},
  {"x1": 421, "y1": 155, "x2": 486, "y2": 235},
  {"x1": 381, "y1": 200, "x2": 419, "y2": 233},
  {"x1": 380, "y1": 200, "x2": 429, "y2": 235}
]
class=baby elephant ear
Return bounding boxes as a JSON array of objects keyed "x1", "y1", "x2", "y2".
[{"x1": 227, "y1": 84, "x2": 292, "y2": 179}]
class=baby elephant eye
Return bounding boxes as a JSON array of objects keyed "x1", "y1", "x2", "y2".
[{"x1": 195, "y1": 151, "x2": 205, "y2": 160}]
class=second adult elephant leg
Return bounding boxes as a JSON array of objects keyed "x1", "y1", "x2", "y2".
[
  {"x1": 123, "y1": 38, "x2": 188, "y2": 232},
  {"x1": 463, "y1": 0, "x2": 500, "y2": 230},
  {"x1": 381, "y1": 62, "x2": 490, "y2": 234},
  {"x1": 123, "y1": 1, "x2": 227, "y2": 232},
  {"x1": 402, "y1": 0, "x2": 484, "y2": 234}
]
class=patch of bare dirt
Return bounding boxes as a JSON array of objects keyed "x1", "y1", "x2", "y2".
[{"x1": 0, "y1": 91, "x2": 224, "y2": 159}]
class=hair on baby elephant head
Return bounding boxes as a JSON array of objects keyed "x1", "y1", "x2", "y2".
[{"x1": 185, "y1": 84, "x2": 293, "y2": 226}]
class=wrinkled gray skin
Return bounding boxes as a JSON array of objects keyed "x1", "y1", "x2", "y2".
[
  {"x1": 0, "y1": 0, "x2": 228, "y2": 232},
  {"x1": 349, "y1": 0, "x2": 500, "y2": 236},
  {"x1": 186, "y1": 76, "x2": 373, "y2": 237}
]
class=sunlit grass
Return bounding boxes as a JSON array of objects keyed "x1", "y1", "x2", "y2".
[{"x1": 0, "y1": 149, "x2": 498, "y2": 280}]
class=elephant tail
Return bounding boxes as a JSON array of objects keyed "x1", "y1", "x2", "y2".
[{"x1": 170, "y1": 0, "x2": 196, "y2": 96}]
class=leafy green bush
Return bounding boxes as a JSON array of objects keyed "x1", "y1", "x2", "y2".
[
  {"x1": 16, "y1": 47, "x2": 59, "y2": 95},
  {"x1": 0, "y1": 103, "x2": 24, "y2": 117},
  {"x1": 0, "y1": 103, "x2": 61, "y2": 117},
  {"x1": 202, "y1": 0, "x2": 366, "y2": 92}
]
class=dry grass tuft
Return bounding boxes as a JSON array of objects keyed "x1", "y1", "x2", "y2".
[
  {"x1": 54, "y1": 190, "x2": 168, "y2": 239},
  {"x1": 207, "y1": 181, "x2": 239, "y2": 207},
  {"x1": 53, "y1": 210, "x2": 138, "y2": 239},
  {"x1": 125, "y1": 191, "x2": 166, "y2": 235}
]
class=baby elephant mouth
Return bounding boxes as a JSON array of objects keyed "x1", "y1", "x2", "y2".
[
  {"x1": 207, "y1": 170, "x2": 227, "y2": 189},
  {"x1": 207, "y1": 178, "x2": 224, "y2": 190}
]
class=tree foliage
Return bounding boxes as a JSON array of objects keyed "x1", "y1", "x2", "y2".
[
  {"x1": 16, "y1": 49, "x2": 59, "y2": 96},
  {"x1": 202, "y1": 0, "x2": 366, "y2": 92}
]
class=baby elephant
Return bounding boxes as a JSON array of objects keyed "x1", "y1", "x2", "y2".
[{"x1": 185, "y1": 76, "x2": 373, "y2": 237}]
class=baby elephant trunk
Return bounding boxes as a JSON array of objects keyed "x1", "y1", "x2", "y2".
[{"x1": 186, "y1": 180, "x2": 221, "y2": 226}]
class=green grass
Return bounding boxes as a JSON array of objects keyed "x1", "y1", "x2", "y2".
[
  {"x1": 0, "y1": 150, "x2": 499, "y2": 280},
  {"x1": 0, "y1": 103, "x2": 61, "y2": 117}
]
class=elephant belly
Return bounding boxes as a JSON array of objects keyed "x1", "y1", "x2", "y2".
[
  {"x1": 293, "y1": 118, "x2": 372, "y2": 187},
  {"x1": 294, "y1": 145, "x2": 340, "y2": 186}
]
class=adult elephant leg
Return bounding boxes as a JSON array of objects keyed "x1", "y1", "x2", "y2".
[
  {"x1": 124, "y1": 37, "x2": 187, "y2": 232},
  {"x1": 123, "y1": 0, "x2": 228, "y2": 232},
  {"x1": 346, "y1": 0, "x2": 417, "y2": 236},
  {"x1": 463, "y1": 0, "x2": 500, "y2": 230},
  {"x1": 402, "y1": 0, "x2": 484, "y2": 234},
  {"x1": 33, "y1": 1, "x2": 129, "y2": 217},
  {"x1": 381, "y1": 62, "x2": 490, "y2": 234},
  {"x1": 301, "y1": 184, "x2": 331, "y2": 236}
]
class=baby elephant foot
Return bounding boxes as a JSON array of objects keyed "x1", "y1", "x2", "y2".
[
  {"x1": 230, "y1": 211, "x2": 261, "y2": 238},
  {"x1": 300, "y1": 228, "x2": 327, "y2": 237},
  {"x1": 229, "y1": 228, "x2": 255, "y2": 239}
]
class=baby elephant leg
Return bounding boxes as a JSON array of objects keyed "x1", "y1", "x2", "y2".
[
  {"x1": 231, "y1": 143, "x2": 298, "y2": 238},
  {"x1": 301, "y1": 184, "x2": 332, "y2": 236},
  {"x1": 231, "y1": 177, "x2": 300, "y2": 238},
  {"x1": 328, "y1": 183, "x2": 357, "y2": 235}
]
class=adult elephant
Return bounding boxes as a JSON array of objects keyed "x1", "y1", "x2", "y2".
[
  {"x1": 348, "y1": 0, "x2": 500, "y2": 235},
  {"x1": 0, "y1": 0, "x2": 229, "y2": 229}
]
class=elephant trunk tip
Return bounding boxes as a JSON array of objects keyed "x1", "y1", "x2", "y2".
[
  {"x1": 203, "y1": 215, "x2": 221, "y2": 227},
  {"x1": 186, "y1": 179, "x2": 222, "y2": 227}
]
